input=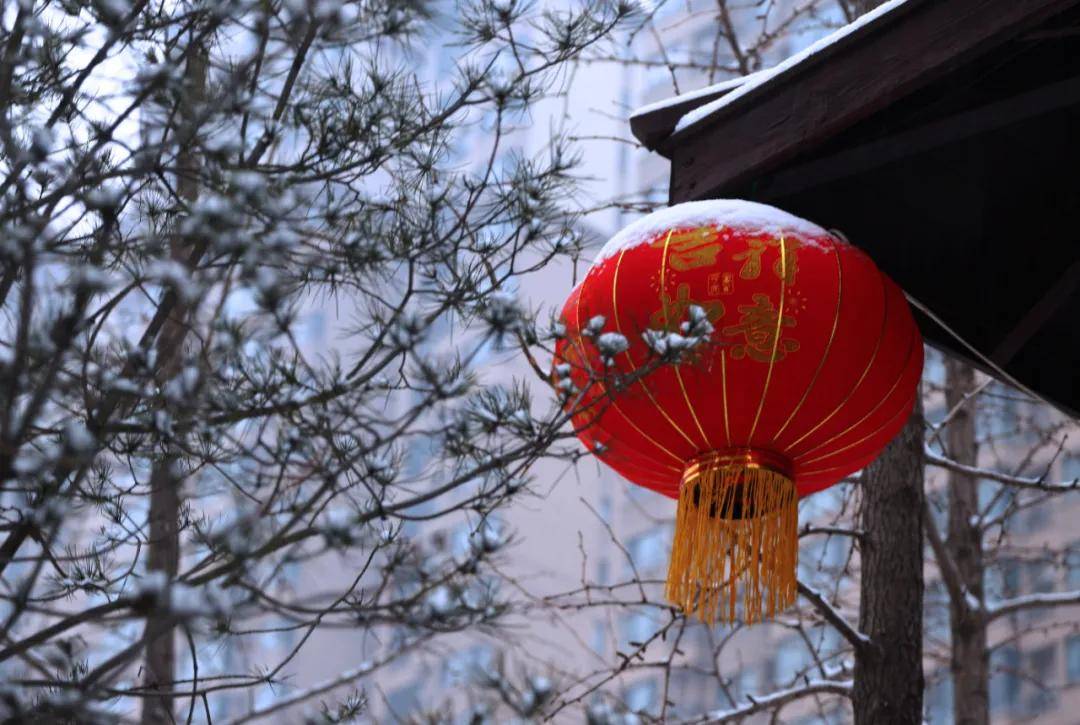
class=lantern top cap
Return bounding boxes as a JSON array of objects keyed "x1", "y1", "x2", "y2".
[{"x1": 594, "y1": 199, "x2": 832, "y2": 266}]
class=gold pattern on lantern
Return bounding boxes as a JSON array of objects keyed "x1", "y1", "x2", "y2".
[
  {"x1": 733, "y1": 238, "x2": 801, "y2": 285},
  {"x1": 650, "y1": 226, "x2": 721, "y2": 271},
  {"x1": 708, "y1": 271, "x2": 735, "y2": 296},
  {"x1": 722, "y1": 294, "x2": 799, "y2": 363}
]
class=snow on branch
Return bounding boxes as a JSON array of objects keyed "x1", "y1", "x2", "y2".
[
  {"x1": 678, "y1": 679, "x2": 853, "y2": 724},
  {"x1": 924, "y1": 446, "x2": 1079, "y2": 491},
  {"x1": 984, "y1": 590, "x2": 1080, "y2": 623},
  {"x1": 797, "y1": 580, "x2": 870, "y2": 653}
]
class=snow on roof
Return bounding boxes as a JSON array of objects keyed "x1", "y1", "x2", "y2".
[
  {"x1": 593, "y1": 199, "x2": 831, "y2": 265},
  {"x1": 672, "y1": 0, "x2": 910, "y2": 135},
  {"x1": 629, "y1": 70, "x2": 769, "y2": 120}
]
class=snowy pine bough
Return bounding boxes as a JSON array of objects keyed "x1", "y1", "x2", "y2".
[{"x1": 0, "y1": 0, "x2": 637, "y2": 721}]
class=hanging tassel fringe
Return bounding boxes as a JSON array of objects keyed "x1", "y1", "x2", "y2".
[{"x1": 666, "y1": 456, "x2": 798, "y2": 625}]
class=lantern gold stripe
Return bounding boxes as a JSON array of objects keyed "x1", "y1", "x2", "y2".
[
  {"x1": 572, "y1": 393, "x2": 683, "y2": 474},
  {"x1": 746, "y1": 236, "x2": 789, "y2": 444},
  {"x1": 572, "y1": 276, "x2": 686, "y2": 466},
  {"x1": 784, "y1": 266, "x2": 889, "y2": 452},
  {"x1": 607, "y1": 398, "x2": 687, "y2": 466},
  {"x1": 658, "y1": 229, "x2": 714, "y2": 450},
  {"x1": 678, "y1": 368, "x2": 713, "y2": 449},
  {"x1": 720, "y1": 350, "x2": 732, "y2": 448},
  {"x1": 772, "y1": 238, "x2": 844, "y2": 441},
  {"x1": 795, "y1": 328, "x2": 918, "y2": 463},
  {"x1": 797, "y1": 387, "x2": 917, "y2": 474},
  {"x1": 612, "y1": 244, "x2": 701, "y2": 451}
]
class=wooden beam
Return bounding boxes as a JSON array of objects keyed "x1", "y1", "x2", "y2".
[
  {"x1": 629, "y1": 80, "x2": 747, "y2": 153},
  {"x1": 991, "y1": 259, "x2": 1080, "y2": 366},
  {"x1": 667, "y1": 0, "x2": 1080, "y2": 203},
  {"x1": 748, "y1": 74, "x2": 1080, "y2": 200}
]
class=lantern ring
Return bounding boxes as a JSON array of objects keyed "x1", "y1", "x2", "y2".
[{"x1": 681, "y1": 448, "x2": 794, "y2": 481}]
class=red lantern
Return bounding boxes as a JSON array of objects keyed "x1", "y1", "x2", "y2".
[{"x1": 553, "y1": 200, "x2": 922, "y2": 624}]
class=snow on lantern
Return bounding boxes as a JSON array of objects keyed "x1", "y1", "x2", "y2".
[{"x1": 553, "y1": 200, "x2": 922, "y2": 625}]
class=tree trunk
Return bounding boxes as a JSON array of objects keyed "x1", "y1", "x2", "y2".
[
  {"x1": 140, "y1": 45, "x2": 206, "y2": 725},
  {"x1": 945, "y1": 359, "x2": 988, "y2": 725},
  {"x1": 141, "y1": 458, "x2": 182, "y2": 723},
  {"x1": 853, "y1": 396, "x2": 925, "y2": 724}
]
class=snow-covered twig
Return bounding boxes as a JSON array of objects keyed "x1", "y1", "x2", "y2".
[
  {"x1": 925, "y1": 447, "x2": 1079, "y2": 492},
  {"x1": 677, "y1": 678, "x2": 853, "y2": 723},
  {"x1": 797, "y1": 580, "x2": 869, "y2": 653},
  {"x1": 984, "y1": 590, "x2": 1080, "y2": 623}
]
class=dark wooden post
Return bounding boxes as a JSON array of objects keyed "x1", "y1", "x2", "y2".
[{"x1": 853, "y1": 395, "x2": 925, "y2": 724}]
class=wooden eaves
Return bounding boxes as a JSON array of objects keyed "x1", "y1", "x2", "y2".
[{"x1": 630, "y1": 0, "x2": 1080, "y2": 417}]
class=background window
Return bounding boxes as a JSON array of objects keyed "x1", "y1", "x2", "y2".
[
  {"x1": 1062, "y1": 454, "x2": 1080, "y2": 483},
  {"x1": 591, "y1": 620, "x2": 606, "y2": 656},
  {"x1": 978, "y1": 479, "x2": 1014, "y2": 522},
  {"x1": 925, "y1": 672, "x2": 953, "y2": 724},
  {"x1": 1066, "y1": 635, "x2": 1080, "y2": 685},
  {"x1": 596, "y1": 557, "x2": 610, "y2": 586},
  {"x1": 626, "y1": 678, "x2": 657, "y2": 714},
  {"x1": 621, "y1": 608, "x2": 658, "y2": 646},
  {"x1": 735, "y1": 663, "x2": 760, "y2": 698},
  {"x1": 1066, "y1": 543, "x2": 1080, "y2": 590},
  {"x1": 1023, "y1": 645, "x2": 1057, "y2": 716},
  {"x1": 387, "y1": 680, "x2": 422, "y2": 718},
  {"x1": 990, "y1": 645, "x2": 1021, "y2": 715},
  {"x1": 770, "y1": 636, "x2": 810, "y2": 684},
  {"x1": 626, "y1": 526, "x2": 670, "y2": 574},
  {"x1": 1024, "y1": 560, "x2": 1057, "y2": 623}
]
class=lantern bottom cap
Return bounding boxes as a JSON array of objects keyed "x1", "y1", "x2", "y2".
[{"x1": 666, "y1": 453, "x2": 798, "y2": 626}]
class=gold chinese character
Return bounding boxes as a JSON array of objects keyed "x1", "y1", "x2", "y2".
[
  {"x1": 650, "y1": 283, "x2": 724, "y2": 331},
  {"x1": 651, "y1": 227, "x2": 721, "y2": 271},
  {"x1": 731, "y1": 237, "x2": 800, "y2": 285},
  {"x1": 732, "y1": 238, "x2": 767, "y2": 280},
  {"x1": 721, "y1": 294, "x2": 799, "y2": 363}
]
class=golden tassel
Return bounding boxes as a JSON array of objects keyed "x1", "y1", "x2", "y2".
[{"x1": 665, "y1": 451, "x2": 798, "y2": 625}]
